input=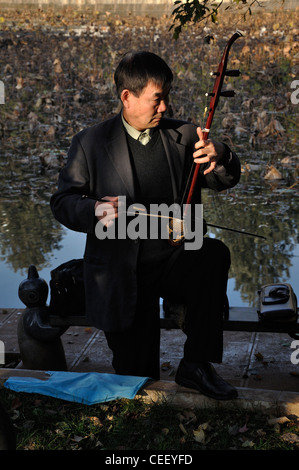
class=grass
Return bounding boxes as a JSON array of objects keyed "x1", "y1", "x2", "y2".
[{"x1": 1, "y1": 388, "x2": 299, "y2": 451}]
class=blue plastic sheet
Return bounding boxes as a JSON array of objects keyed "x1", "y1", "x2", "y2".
[{"x1": 4, "y1": 371, "x2": 149, "y2": 405}]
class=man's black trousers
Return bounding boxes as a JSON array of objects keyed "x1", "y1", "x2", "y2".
[{"x1": 104, "y1": 237, "x2": 231, "y2": 380}]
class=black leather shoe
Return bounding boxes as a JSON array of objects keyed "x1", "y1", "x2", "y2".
[{"x1": 175, "y1": 359, "x2": 238, "y2": 401}]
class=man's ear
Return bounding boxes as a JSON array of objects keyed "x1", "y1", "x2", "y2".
[{"x1": 120, "y1": 89, "x2": 131, "y2": 109}]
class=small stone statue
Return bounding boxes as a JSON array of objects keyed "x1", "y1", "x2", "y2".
[{"x1": 17, "y1": 265, "x2": 67, "y2": 371}]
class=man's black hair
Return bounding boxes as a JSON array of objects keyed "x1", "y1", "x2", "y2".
[{"x1": 114, "y1": 51, "x2": 173, "y2": 98}]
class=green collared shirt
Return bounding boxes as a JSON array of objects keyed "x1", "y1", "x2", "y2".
[{"x1": 121, "y1": 114, "x2": 152, "y2": 145}]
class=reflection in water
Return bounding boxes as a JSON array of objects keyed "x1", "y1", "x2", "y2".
[
  {"x1": 202, "y1": 169, "x2": 299, "y2": 307},
  {"x1": 0, "y1": 150, "x2": 64, "y2": 273},
  {"x1": 0, "y1": 199, "x2": 63, "y2": 273},
  {"x1": 0, "y1": 149, "x2": 68, "y2": 307},
  {"x1": 0, "y1": 228, "x2": 86, "y2": 309}
]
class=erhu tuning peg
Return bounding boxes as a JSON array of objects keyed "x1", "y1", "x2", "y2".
[
  {"x1": 210, "y1": 70, "x2": 240, "y2": 77},
  {"x1": 220, "y1": 90, "x2": 235, "y2": 97},
  {"x1": 225, "y1": 69, "x2": 241, "y2": 77},
  {"x1": 205, "y1": 90, "x2": 235, "y2": 98}
]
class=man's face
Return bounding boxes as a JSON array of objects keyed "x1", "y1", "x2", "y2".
[{"x1": 121, "y1": 81, "x2": 170, "y2": 131}]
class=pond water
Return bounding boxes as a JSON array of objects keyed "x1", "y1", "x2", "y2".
[{"x1": 0, "y1": 226, "x2": 85, "y2": 309}]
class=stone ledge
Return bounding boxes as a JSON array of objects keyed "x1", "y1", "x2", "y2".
[{"x1": 138, "y1": 380, "x2": 299, "y2": 416}]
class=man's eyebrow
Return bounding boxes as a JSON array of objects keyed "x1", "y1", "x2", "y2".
[{"x1": 153, "y1": 88, "x2": 172, "y2": 98}]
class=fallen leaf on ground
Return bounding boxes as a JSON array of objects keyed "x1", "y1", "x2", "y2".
[
  {"x1": 254, "y1": 352, "x2": 264, "y2": 361},
  {"x1": 268, "y1": 416, "x2": 290, "y2": 425},
  {"x1": 193, "y1": 428, "x2": 205, "y2": 444},
  {"x1": 242, "y1": 440, "x2": 255, "y2": 448},
  {"x1": 281, "y1": 433, "x2": 299, "y2": 444},
  {"x1": 193, "y1": 422, "x2": 210, "y2": 443},
  {"x1": 88, "y1": 416, "x2": 102, "y2": 426},
  {"x1": 264, "y1": 166, "x2": 283, "y2": 180},
  {"x1": 239, "y1": 423, "x2": 249, "y2": 433},
  {"x1": 71, "y1": 435, "x2": 84, "y2": 443}
]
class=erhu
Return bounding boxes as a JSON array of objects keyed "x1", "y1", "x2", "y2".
[{"x1": 168, "y1": 31, "x2": 243, "y2": 246}]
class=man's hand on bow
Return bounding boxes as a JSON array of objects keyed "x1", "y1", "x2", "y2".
[{"x1": 95, "y1": 196, "x2": 123, "y2": 228}]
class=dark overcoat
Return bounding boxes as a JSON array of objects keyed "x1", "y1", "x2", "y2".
[{"x1": 50, "y1": 113, "x2": 240, "y2": 331}]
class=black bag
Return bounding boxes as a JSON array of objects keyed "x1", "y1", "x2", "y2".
[
  {"x1": 257, "y1": 283, "x2": 297, "y2": 323},
  {"x1": 49, "y1": 259, "x2": 85, "y2": 316}
]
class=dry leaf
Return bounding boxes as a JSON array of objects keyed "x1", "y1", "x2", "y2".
[
  {"x1": 239, "y1": 423, "x2": 248, "y2": 433},
  {"x1": 193, "y1": 428, "x2": 205, "y2": 443},
  {"x1": 88, "y1": 416, "x2": 102, "y2": 426},
  {"x1": 281, "y1": 433, "x2": 299, "y2": 444},
  {"x1": 264, "y1": 166, "x2": 283, "y2": 180},
  {"x1": 268, "y1": 416, "x2": 290, "y2": 425},
  {"x1": 193, "y1": 422, "x2": 210, "y2": 443},
  {"x1": 256, "y1": 428, "x2": 266, "y2": 437},
  {"x1": 254, "y1": 352, "x2": 264, "y2": 361},
  {"x1": 222, "y1": 114, "x2": 234, "y2": 129},
  {"x1": 53, "y1": 58, "x2": 63, "y2": 73},
  {"x1": 241, "y1": 45, "x2": 250, "y2": 55},
  {"x1": 259, "y1": 118, "x2": 285, "y2": 138},
  {"x1": 4, "y1": 63, "x2": 12, "y2": 73},
  {"x1": 47, "y1": 125, "x2": 55, "y2": 139},
  {"x1": 242, "y1": 440, "x2": 255, "y2": 448},
  {"x1": 71, "y1": 435, "x2": 84, "y2": 443},
  {"x1": 16, "y1": 77, "x2": 24, "y2": 89},
  {"x1": 234, "y1": 125, "x2": 247, "y2": 137},
  {"x1": 242, "y1": 98, "x2": 254, "y2": 109},
  {"x1": 281, "y1": 155, "x2": 299, "y2": 166}
]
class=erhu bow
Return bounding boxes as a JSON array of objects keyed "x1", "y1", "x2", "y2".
[{"x1": 168, "y1": 31, "x2": 243, "y2": 245}]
